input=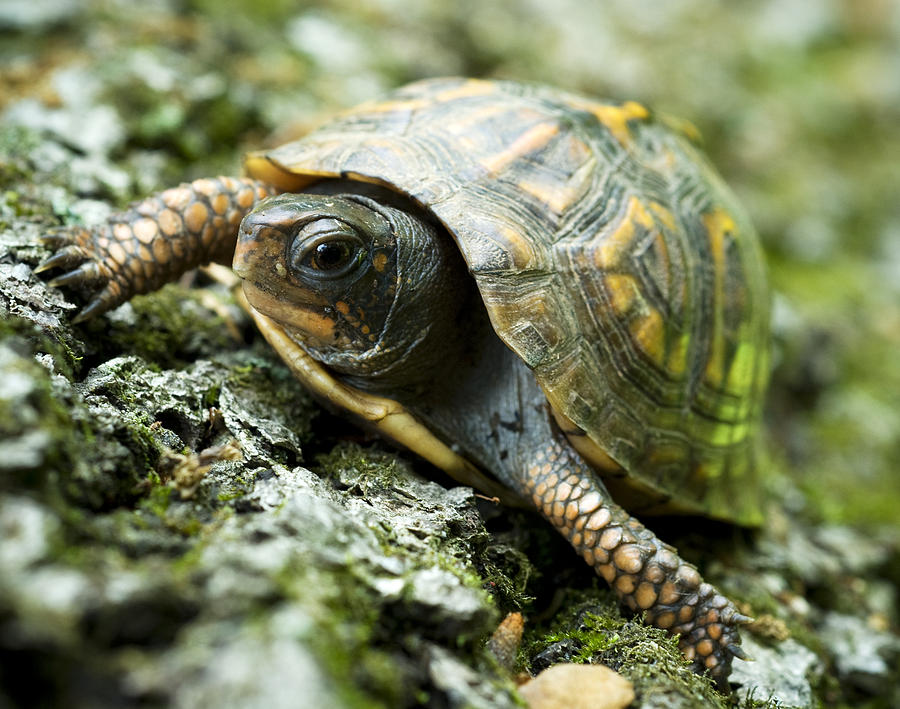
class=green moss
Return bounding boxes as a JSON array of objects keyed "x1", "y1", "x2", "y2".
[
  {"x1": 301, "y1": 440, "x2": 520, "y2": 700},
  {"x1": 316, "y1": 443, "x2": 489, "y2": 574},
  {"x1": 0, "y1": 335, "x2": 81, "y2": 497},
  {"x1": 305, "y1": 611, "x2": 400, "y2": 709},
  {"x1": 313, "y1": 441, "x2": 409, "y2": 494},
  {"x1": 137, "y1": 472, "x2": 172, "y2": 516},
  {"x1": 215, "y1": 488, "x2": 244, "y2": 503},
  {"x1": 0, "y1": 316, "x2": 172, "y2": 516},
  {"x1": 0, "y1": 315, "x2": 81, "y2": 380},
  {"x1": 471, "y1": 536, "x2": 537, "y2": 612},
  {"x1": 523, "y1": 590, "x2": 735, "y2": 708},
  {"x1": 99, "y1": 284, "x2": 242, "y2": 370},
  {"x1": 224, "y1": 353, "x2": 314, "y2": 435},
  {"x1": 537, "y1": 609, "x2": 622, "y2": 663},
  {"x1": 0, "y1": 125, "x2": 41, "y2": 192},
  {"x1": 202, "y1": 382, "x2": 222, "y2": 408},
  {"x1": 267, "y1": 558, "x2": 401, "y2": 708}
]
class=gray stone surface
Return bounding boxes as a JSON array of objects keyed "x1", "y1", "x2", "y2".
[
  {"x1": 730, "y1": 637, "x2": 822, "y2": 709},
  {"x1": 819, "y1": 613, "x2": 900, "y2": 696}
]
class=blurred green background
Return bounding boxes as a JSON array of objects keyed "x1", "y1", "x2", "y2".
[{"x1": 2, "y1": 0, "x2": 897, "y2": 524}]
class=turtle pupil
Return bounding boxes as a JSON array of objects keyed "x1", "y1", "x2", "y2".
[{"x1": 314, "y1": 241, "x2": 350, "y2": 270}]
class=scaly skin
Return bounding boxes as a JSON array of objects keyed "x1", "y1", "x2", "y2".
[
  {"x1": 517, "y1": 433, "x2": 750, "y2": 686},
  {"x1": 39, "y1": 179, "x2": 750, "y2": 688},
  {"x1": 37, "y1": 176, "x2": 275, "y2": 321}
]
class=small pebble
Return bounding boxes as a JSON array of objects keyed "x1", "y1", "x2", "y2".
[{"x1": 518, "y1": 663, "x2": 634, "y2": 709}]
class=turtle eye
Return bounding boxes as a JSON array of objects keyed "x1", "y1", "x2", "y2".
[
  {"x1": 311, "y1": 241, "x2": 353, "y2": 270},
  {"x1": 290, "y1": 218, "x2": 365, "y2": 279}
]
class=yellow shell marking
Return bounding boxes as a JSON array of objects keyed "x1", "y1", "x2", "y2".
[
  {"x1": 484, "y1": 223, "x2": 539, "y2": 271},
  {"x1": 594, "y1": 195, "x2": 655, "y2": 270},
  {"x1": 434, "y1": 78, "x2": 497, "y2": 103},
  {"x1": 726, "y1": 341, "x2": 757, "y2": 396},
  {"x1": 667, "y1": 333, "x2": 690, "y2": 377},
  {"x1": 516, "y1": 157, "x2": 595, "y2": 216},
  {"x1": 517, "y1": 173, "x2": 581, "y2": 215},
  {"x1": 700, "y1": 207, "x2": 736, "y2": 388},
  {"x1": 590, "y1": 101, "x2": 650, "y2": 146},
  {"x1": 604, "y1": 273, "x2": 639, "y2": 316},
  {"x1": 648, "y1": 201, "x2": 677, "y2": 231},
  {"x1": 629, "y1": 306, "x2": 666, "y2": 367},
  {"x1": 479, "y1": 121, "x2": 560, "y2": 175}
]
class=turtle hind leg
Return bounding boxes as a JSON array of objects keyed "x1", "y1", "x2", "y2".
[
  {"x1": 515, "y1": 428, "x2": 749, "y2": 689},
  {"x1": 37, "y1": 177, "x2": 277, "y2": 321}
]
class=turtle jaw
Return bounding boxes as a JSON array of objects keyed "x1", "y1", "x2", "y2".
[{"x1": 240, "y1": 280, "x2": 337, "y2": 343}]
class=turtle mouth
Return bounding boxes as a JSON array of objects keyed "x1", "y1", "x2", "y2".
[{"x1": 241, "y1": 280, "x2": 338, "y2": 344}]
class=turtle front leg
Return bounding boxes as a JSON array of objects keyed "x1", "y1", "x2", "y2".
[
  {"x1": 37, "y1": 177, "x2": 277, "y2": 321},
  {"x1": 516, "y1": 431, "x2": 750, "y2": 688}
]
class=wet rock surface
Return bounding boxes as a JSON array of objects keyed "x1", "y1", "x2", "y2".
[
  {"x1": 730, "y1": 637, "x2": 822, "y2": 709},
  {"x1": 1, "y1": 2, "x2": 898, "y2": 707}
]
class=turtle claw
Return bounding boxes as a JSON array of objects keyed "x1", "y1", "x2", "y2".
[
  {"x1": 39, "y1": 227, "x2": 80, "y2": 247},
  {"x1": 36, "y1": 245, "x2": 89, "y2": 274},
  {"x1": 72, "y1": 301, "x2": 103, "y2": 324},
  {"x1": 33, "y1": 260, "x2": 56, "y2": 275},
  {"x1": 727, "y1": 643, "x2": 752, "y2": 662},
  {"x1": 48, "y1": 265, "x2": 98, "y2": 289},
  {"x1": 38, "y1": 225, "x2": 123, "y2": 320},
  {"x1": 39, "y1": 214, "x2": 154, "y2": 323},
  {"x1": 724, "y1": 609, "x2": 755, "y2": 626}
]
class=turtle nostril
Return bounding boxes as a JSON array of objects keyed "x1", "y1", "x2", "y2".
[{"x1": 232, "y1": 228, "x2": 261, "y2": 277}]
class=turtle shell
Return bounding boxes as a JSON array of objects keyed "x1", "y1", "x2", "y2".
[{"x1": 244, "y1": 77, "x2": 770, "y2": 525}]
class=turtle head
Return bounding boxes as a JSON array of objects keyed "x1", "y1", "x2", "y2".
[{"x1": 234, "y1": 190, "x2": 468, "y2": 392}]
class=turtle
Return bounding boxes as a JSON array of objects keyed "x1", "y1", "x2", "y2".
[{"x1": 38, "y1": 77, "x2": 770, "y2": 687}]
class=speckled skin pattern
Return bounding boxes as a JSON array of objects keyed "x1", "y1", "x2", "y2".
[
  {"x1": 519, "y1": 434, "x2": 748, "y2": 680},
  {"x1": 38, "y1": 177, "x2": 275, "y2": 321}
]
